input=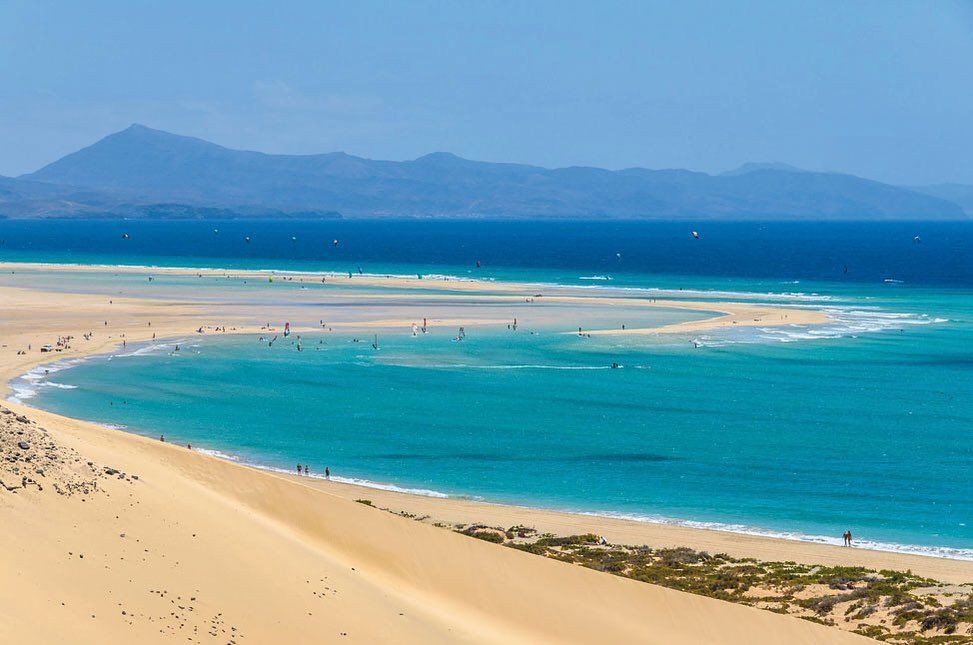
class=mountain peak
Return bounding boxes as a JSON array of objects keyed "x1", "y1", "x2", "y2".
[
  {"x1": 106, "y1": 124, "x2": 217, "y2": 147},
  {"x1": 413, "y1": 151, "x2": 467, "y2": 164},
  {"x1": 722, "y1": 162, "x2": 806, "y2": 176},
  {"x1": 110, "y1": 123, "x2": 177, "y2": 140}
]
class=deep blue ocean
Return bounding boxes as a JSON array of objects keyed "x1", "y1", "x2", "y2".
[
  {"x1": 3, "y1": 219, "x2": 971, "y2": 559},
  {"x1": 1, "y1": 219, "x2": 970, "y2": 285}
]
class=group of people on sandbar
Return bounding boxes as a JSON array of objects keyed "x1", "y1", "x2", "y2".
[{"x1": 297, "y1": 463, "x2": 330, "y2": 479}]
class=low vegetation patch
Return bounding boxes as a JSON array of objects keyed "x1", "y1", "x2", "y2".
[
  {"x1": 362, "y1": 499, "x2": 972, "y2": 643},
  {"x1": 452, "y1": 519, "x2": 972, "y2": 643},
  {"x1": 505, "y1": 537, "x2": 972, "y2": 643}
]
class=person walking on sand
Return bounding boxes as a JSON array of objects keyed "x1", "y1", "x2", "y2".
[
  {"x1": 297, "y1": 463, "x2": 302, "y2": 475},
  {"x1": 325, "y1": 467, "x2": 330, "y2": 479},
  {"x1": 304, "y1": 464, "x2": 309, "y2": 476},
  {"x1": 843, "y1": 530, "x2": 852, "y2": 546}
]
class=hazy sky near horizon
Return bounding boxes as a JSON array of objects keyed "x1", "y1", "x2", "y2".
[{"x1": 1, "y1": 1, "x2": 972, "y2": 184}]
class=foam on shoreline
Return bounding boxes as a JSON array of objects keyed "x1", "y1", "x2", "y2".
[
  {"x1": 695, "y1": 306, "x2": 947, "y2": 346},
  {"x1": 193, "y1": 447, "x2": 454, "y2": 498},
  {"x1": 145, "y1": 436, "x2": 973, "y2": 562},
  {"x1": 573, "y1": 510, "x2": 973, "y2": 562},
  {"x1": 8, "y1": 357, "x2": 89, "y2": 403}
]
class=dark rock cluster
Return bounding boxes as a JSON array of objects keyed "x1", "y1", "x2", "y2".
[{"x1": 0, "y1": 405, "x2": 138, "y2": 496}]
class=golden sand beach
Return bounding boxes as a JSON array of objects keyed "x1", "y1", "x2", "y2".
[{"x1": 1, "y1": 264, "x2": 967, "y2": 643}]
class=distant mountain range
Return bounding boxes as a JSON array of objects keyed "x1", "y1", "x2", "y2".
[
  {"x1": 1, "y1": 124, "x2": 969, "y2": 220},
  {"x1": 906, "y1": 183, "x2": 973, "y2": 217}
]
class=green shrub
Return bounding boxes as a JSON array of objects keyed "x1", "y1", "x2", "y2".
[{"x1": 469, "y1": 530, "x2": 505, "y2": 544}]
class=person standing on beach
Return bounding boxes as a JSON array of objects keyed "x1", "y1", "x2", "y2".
[
  {"x1": 304, "y1": 464, "x2": 309, "y2": 476},
  {"x1": 297, "y1": 463, "x2": 302, "y2": 475},
  {"x1": 325, "y1": 467, "x2": 330, "y2": 479}
]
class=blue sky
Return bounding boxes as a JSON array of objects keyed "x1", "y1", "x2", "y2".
[{"x1": 1, "y1": 1, "x2": 971, "y2": 184}]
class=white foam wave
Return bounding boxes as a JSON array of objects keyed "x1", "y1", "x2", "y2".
[
  {"x1": 395, "y1": 363, "x2": 614, "y2": 370},
  {"x1": 43, "y1": 382, "x2": 77, "y2": 390},
  {"x1": 752, "y1": 307, "x2": 946, "y2": 344},
  {"x1": 6, "y1": 336, "x2": 185, "y2": 403},
  {"x1": 7, "y1": 358, "x2": 88, "y2": 403},
  {"x1": 193, "y1": 448, "x2": 453, "y2": 498},
  {"x1": 278, "y1": 269, "x2": 478, "y2": 284},
  {"x1": 8, "y1": 383, "x2": 38, "y2": 403},
  {"x1": 112, "y1": 340, "x2": 184, "y2": 358},
  {"x1": 579, "y1": 275, "x2": 612, "y2": 281},
  {"x1": 691, "y1": 306, "x2": 947, "y2": 347},
  {"x1": 555, "y1": 283, "x2": 839, "y2": 302},
  {"x1": 195, "y1": 447, "x2": 244, "y2": 462},
  {"x1": 574, "y1": 510, "x2": 973, "y2": 561},
  {"x1": 328, "y1": 475, "x2": 452, "y2": 498}
]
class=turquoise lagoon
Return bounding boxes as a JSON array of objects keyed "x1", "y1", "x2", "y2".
[
  {"x1": 7, "y1": 268, "x2": 972, "y2": 561},
  {"x1": 2, "y1": 219, "x2": 971, "y2": 560}
]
